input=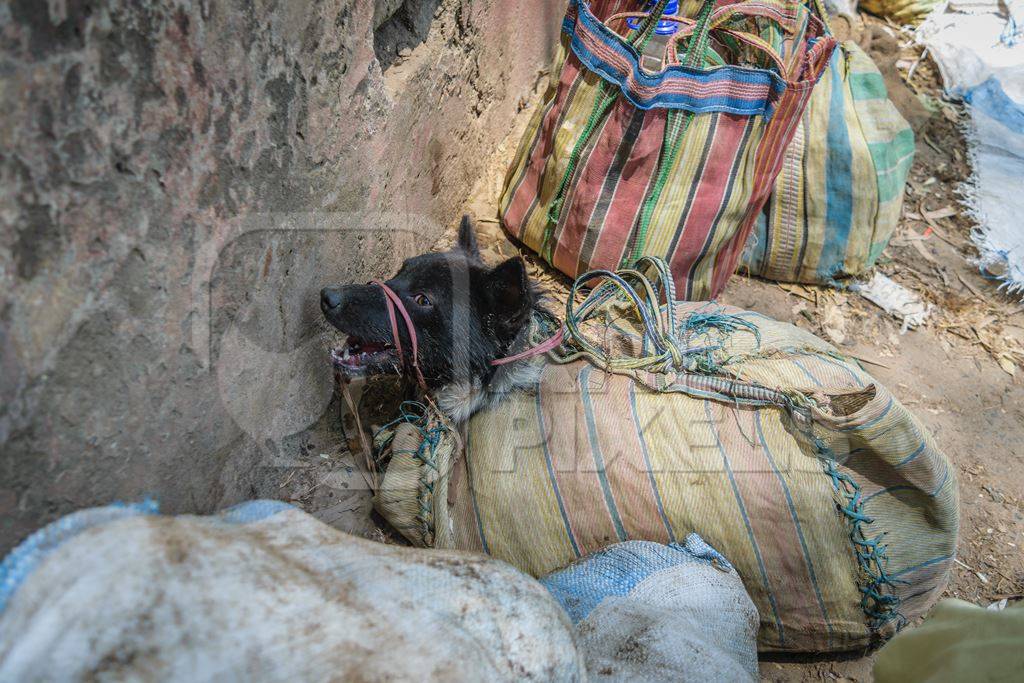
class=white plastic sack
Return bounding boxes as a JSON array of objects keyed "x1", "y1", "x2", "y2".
[
  {"x1": 0, "y1": 501, "x2": 583, "y2": 681},
  {"x1": 918, "y1": 5, "x2": 1024, "y2": 295},
  {"x1": 0, "y1": 502, "x2": 761, "y2": 681},
  {"x1": 542, "y1": 537, "x2": 760, "y2": 682}
]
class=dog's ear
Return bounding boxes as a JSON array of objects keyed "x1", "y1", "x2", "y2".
[
  {"x1": 456, "y1": 215, "x2": 480, "y2": 258},
  {"x1": 487, "y1": 257, "x2": 532, "y2": 337}
]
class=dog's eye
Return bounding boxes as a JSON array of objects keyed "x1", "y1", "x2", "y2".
[{"x1": 413, "y1": 293, "x2": 432, "y2": 307}]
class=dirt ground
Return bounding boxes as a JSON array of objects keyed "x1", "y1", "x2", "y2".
[{"x1": 284, "y1": 12, "x2": 1024, "y2": 681}]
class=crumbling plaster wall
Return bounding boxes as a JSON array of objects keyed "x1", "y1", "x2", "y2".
[{"x1": 0, "y1": 0, "x2": 563, "y2": 551}]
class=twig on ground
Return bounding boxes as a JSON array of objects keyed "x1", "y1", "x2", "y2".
[
  {"x1": 278, "y1": 469, "x2": 299, "y2": 490},
  {"x1": 848, "y1": 354, "x2": 892, "y2": 369},
  {"x1": 958, "y1": 273, "x2": 984, "y2": 299}
]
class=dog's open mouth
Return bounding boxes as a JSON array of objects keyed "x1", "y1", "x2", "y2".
[{"x1": 331, "y1": 336, "x2": 400, "y2": 376}]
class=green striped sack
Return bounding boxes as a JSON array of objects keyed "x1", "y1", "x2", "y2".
[
  {"x1": 740, "y1": 38, "x2": 915, "y2": 284},
  {"x1": 368, "y1": 259, "x2": 958, "y2": 653}
]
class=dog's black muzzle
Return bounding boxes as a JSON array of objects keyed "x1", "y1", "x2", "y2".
[
  {"x1": 320, "y1": 286, "x2": 344, "y2": 313},
  {"x1": 320, "y1": 284, "x2": 384, "y2": 331}
]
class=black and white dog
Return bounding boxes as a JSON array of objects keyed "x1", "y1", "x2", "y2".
[{"x1": 320, "y1": 216, "x2": 543, "y2": 422}]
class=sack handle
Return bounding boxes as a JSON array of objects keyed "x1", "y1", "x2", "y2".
[
  {"x1": 661, "y1": 4, "x2": 796, "y2": 71},
  {"x1": 605, "y1": 1, "x2": 718, "y2": 65},
  {"x1": 680, "y1": 1, "x2": 717, "y2": 68},
  {"x1": 604, "y1": 10, "x2": 788, "y2": 74},
  {"x1": 561, "y1": 256, "x2": 692, "y2": 373},
  {"x1": 670, "y1": 22, "x2": 787, "y2": 73},
  {"x1": 808, "y1": 0, "x2": 833, "y2": 34}
]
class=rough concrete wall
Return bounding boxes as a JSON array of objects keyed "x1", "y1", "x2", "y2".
[{"x1": 0, "y1": 0, "x2": 563, "y2": 552}]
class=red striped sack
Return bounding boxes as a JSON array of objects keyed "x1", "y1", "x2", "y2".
[{"x1": 499, "y1": 0, "x2": 835, "y2": 300}]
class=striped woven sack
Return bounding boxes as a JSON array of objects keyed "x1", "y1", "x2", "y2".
[
  {"x1": 499, "y1": 0, "x2": 836, "y2": 300},
  {"x1": 740, "y1": 9, "x2": 915, "y2": 284},
  {"x1": 365, "y1": 259, "x2": 958, "y2": 653}
]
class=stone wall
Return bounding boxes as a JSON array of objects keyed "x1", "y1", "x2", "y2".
[{"x1": 0, "y1": 0, "x2": 563, "y2": 551}]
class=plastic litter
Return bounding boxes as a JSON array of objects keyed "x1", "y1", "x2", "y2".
[{"x1": 855, "y1": 272, "x2": 934, "y2": 332}]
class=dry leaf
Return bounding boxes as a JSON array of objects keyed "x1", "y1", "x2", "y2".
[
  {"x1": 997, "y1": 356, "x2": 1017, "y2": 377},
  {"x1": 778, "y1": 282, "x2": 816, "y2": 302}
]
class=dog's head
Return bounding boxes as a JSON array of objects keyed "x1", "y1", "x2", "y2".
[{"x1": 321, "y1": 216, "x2": 535, "y2": 393}]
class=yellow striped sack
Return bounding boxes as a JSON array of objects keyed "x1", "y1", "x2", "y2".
[
  {"x1": 740, "y1": 41, "x2": 915, "y2": 284},
  {"x1": 371, "y1": 271, "x2": 957, "y2": 653}
]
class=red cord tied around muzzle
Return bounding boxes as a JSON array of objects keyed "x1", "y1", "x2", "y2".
[
  {"x1": 369, "y1": 280, "x2": 564, "y2": 392},
  {"x1": 370, "y1": 279, "x2": 428, "y2": 392}
]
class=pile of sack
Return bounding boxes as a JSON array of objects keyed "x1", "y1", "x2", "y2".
[
  {"x1": 0, "y1": 501, "x2": 759, "y2": 681},
  {"x1": 4, "y1": 502, "x2": 1015, "y2": 680}
]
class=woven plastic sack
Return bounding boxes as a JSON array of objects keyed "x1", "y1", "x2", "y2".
[
  {"x1": 740, "y1": 7, "x2": 914, "y2": 284},
  {"x1": 499, "y1": 0, "x2": 835, "y2": 300},
  {"x1": 0, "y1": 501, "x2": 584, "y2": 680},
  {"x1": 370, "y1": 259, "x2": 958, "y2": 653},
  {"x1": 543, "y1": 536, "x2": 760, "y2": 681}
]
